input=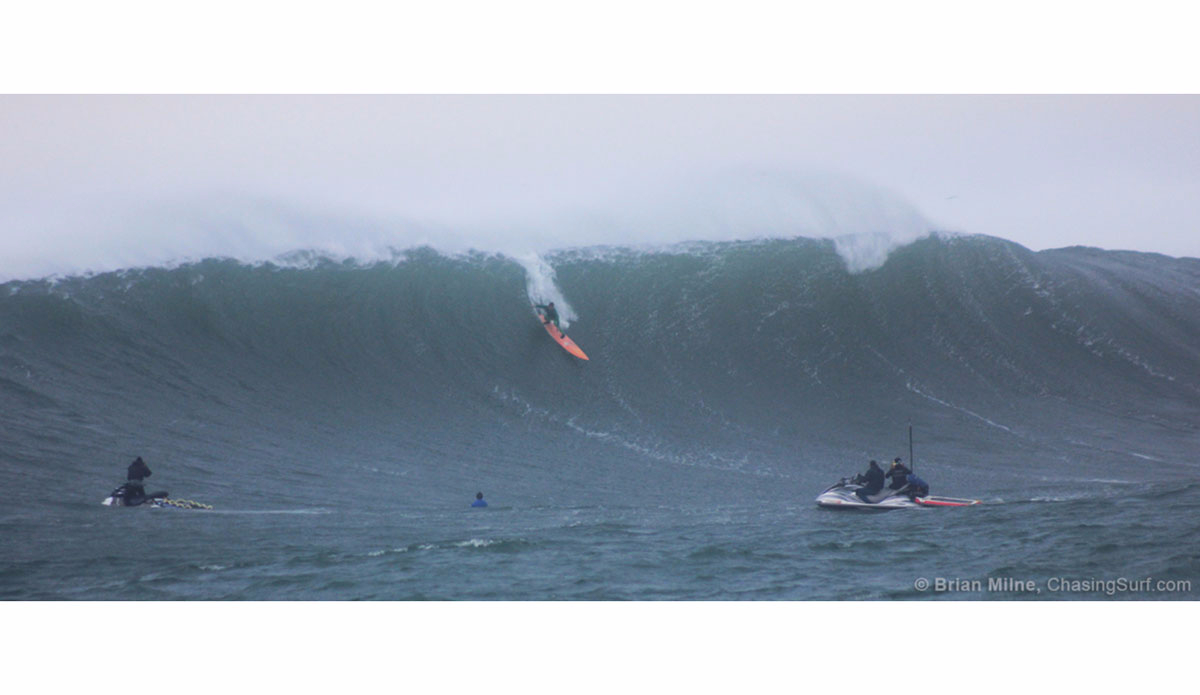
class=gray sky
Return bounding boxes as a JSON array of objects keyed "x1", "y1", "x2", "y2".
[{"x1": 2, "y1": 95, "x2": 1198, "y2": 280}]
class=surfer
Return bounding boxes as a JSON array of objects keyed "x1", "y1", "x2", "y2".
[
  {"x1": 854, "y1": 460, "x2": 885, "y2": 502},
  {"x1": 534, "y1": 302, "x2": 561, "y2": 332},
  {"x1": 886, "y1": 457, "x2": 912, "y2": 490},
  {"x1": 471, "y1": 492, "x2": 488, "y2": 508},
  {"x1": 533, "y1": 301, "x2": 589, "y2": 360}
]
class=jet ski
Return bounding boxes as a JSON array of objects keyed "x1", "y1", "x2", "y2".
[
  {"x1": 102, "y1": 483, "x2": 212, "y2": 510},
  {"x1": 815, "y1": 478, "x2": 980, "y2": 510}
]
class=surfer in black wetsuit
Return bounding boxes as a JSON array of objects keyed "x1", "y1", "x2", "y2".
[
  {"x1": 855, "y1": 460, "x2": 885, "y2": 502},
  {"x1": 886, "y1": 457, "x2": 912, "y2": 490},
  {"x1": 534, "y1": 302, "x2": 561, "y2": 331}
]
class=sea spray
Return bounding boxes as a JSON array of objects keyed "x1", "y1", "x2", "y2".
[
  {"x1": 515, "y1": 252, "x2": 577, "y2": 329},
  {"x1": 1, "y1": 169, "x2": 935, "y2": 283}
]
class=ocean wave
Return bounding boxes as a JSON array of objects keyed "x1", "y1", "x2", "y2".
[{"x1": 2, "y1": 235, "x2": 1198, "y2": 493}]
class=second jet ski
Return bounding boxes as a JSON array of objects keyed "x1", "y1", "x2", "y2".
[{"x1": 816, "y1": 477, "x2": 980, "y2": 511}]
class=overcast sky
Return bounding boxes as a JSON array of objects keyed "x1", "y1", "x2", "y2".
[{"x1": 3, "y1": 95, "x2": 1199, "y2": 280}]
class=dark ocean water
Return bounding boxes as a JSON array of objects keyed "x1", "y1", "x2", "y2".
[{"x1": 2, "y1": 234, "x2": 1198, "y2": 600}]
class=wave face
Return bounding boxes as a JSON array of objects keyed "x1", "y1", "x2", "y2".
[
  {"x1": 3, "y1": 234, "x2": 1200, "y2": 599},
  {"x1": 4, "y1": 234, "x2": 1198, "y2": 501}
]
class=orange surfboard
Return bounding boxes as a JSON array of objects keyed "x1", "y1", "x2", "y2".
[{"x1": 535, "y1": 308, "x2": 589, "y2": 360}]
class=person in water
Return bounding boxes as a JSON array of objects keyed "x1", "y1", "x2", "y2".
[
  {"x1": 471, "y1": 492, "x2": 488, "y2": 508},
  {"x1": 855, "y1": 460, "x2": 885, "y2": 502},
  {"x1": 886, "y1": 457, "x2": 912, "y2": 490},
  {"x1": 534, "y1": 302, "x2": 561, "y2": 332}
]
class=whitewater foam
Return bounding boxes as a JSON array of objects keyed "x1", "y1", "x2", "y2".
[
  {"x1": 0, "y1": 170, "x2": 938, "y2": 283},
  {"x1": 515, "y1": 252, "x2": 577, "y2": 328}
]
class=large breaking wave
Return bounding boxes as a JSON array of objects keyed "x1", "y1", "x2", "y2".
[{"x1": 2, "y1": 234, "x2": 1198, "y2": 509}]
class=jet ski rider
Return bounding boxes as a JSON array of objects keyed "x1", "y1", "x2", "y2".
[
  {"x1": 854, "y1": 460, "x2": 885, "y2": 502},
  {"x1": 886, "y1": 457, "x2": 912, "y2": 490},
  {"x1": 121, "y1": 456, "x2": 166, "y2": 506},
  {"x1": 125, "y1": 456, "x2": 152, "y2": 502}
]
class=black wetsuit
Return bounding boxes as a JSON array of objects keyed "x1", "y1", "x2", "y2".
[
  {"x1": 128, "y1": 457, "x2": 152, "y2": 482},
  {"x1": 122, "y1": 457, "x2": 165, "y2": 506},
  {"x1": 886, "y1": 463, "x2": 912, "y2": 490},
  {"x1": 534, "y1": 304, "x2": 560, "y2": 330}
]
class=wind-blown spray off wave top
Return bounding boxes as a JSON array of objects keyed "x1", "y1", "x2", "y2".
[
  {"x1": 0, "y1": 169, "x2": 932, "y2": 283},
  {"x1": 2, "y1": 233, "x2": 1199, "y2": 599}
]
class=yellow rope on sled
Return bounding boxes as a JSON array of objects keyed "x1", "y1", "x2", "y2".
[{"x1": 160, "y1": 498, "x2": 213, "y2": 510}]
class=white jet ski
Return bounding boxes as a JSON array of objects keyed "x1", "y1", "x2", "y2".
[{"x1": 816, "y1": 478, "x2": 980, "y2": 511}]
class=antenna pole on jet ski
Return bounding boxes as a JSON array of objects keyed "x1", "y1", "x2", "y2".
[{"x1": 908, "y1": 424, "x2": 914, "y2": 472}]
